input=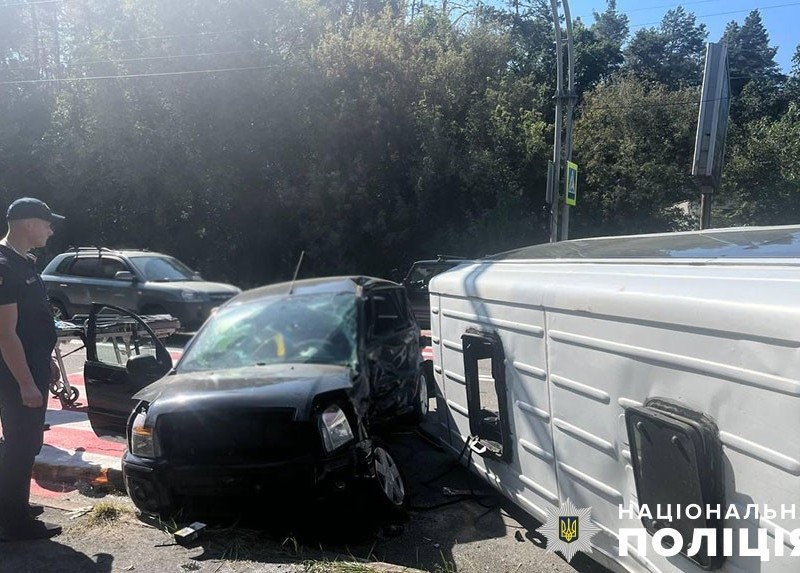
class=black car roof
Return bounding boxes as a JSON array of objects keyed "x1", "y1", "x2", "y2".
[
  {"x1": 233, "y1": 276, "x2": 399, "y2": 305},
  {"x1": 491, "y1": 225, "x2": 800, "y2": 260}
]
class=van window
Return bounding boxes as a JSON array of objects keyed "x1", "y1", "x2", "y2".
[{"x1": 462, "y1": 331, "x2": 511, "y2": 462}]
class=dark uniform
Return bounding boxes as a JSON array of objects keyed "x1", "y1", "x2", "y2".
[{"x1": 0, "y1": 244, "x2": 58, "y2": 528}]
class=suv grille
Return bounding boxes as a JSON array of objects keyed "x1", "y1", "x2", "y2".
[{"x1": 157, "y1": 408, "x2": 316, "y2": 464}]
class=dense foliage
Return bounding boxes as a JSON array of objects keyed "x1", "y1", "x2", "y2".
[{"x1": 0, "y1": 0, "x2": 797, "y2": 286}]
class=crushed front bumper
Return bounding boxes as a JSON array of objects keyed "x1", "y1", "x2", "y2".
[{"x1": 122, "y1": 440, "x2": 370, "y2": 517}]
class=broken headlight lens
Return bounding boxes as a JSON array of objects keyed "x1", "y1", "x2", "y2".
[
  {"x1": 318, "y1": 404, "x2": 354, "y2": 453},
  {"x1": 130, "y1": 406, "x2": 159, "y2": 458}
]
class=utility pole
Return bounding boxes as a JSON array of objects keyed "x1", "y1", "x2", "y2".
[
  {"x1": 547, "y1": 0, "x2": 564, "y2": 244},
  {"x1": 546, "y1": 0, "x2": 576, "y2": 243},
  {"x1": 560, "y1": 0, "x2": 577, "y2": 241}
]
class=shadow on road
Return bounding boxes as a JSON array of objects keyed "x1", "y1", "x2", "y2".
[
  {"x1": 144, "y1": 428, "x2": 582, "y2": 572},
  {"x1": 0, "y1": 540, "x2": 113, "y2": 573}
]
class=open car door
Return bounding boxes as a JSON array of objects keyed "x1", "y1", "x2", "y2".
[{"x1": 84, "y1": 304, "x2": 173, "y2": 439}]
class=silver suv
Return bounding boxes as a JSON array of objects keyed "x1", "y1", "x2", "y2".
[{"x1": 42, "y1": 248, "x2": 241, "y2": 330}]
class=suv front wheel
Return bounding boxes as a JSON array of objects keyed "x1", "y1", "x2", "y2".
[{"x1": 50, "y1": 299, "x2": 69, "y2": 321}]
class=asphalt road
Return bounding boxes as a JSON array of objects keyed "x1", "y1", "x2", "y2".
[{"x1": 36, "y1": 335, "x2": 613, "y2": 573}]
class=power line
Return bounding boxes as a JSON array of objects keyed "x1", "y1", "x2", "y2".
[
  {"x1": 620, "y1": 0, "x2": 727, "y2": 14},
  {"x1": 102, "y1": 27, "x2": 268, "y2": 45},
  {"x1": 14, "y1": 27, "x2": 269, "y2": 54},
  {"x1": 72, "y1": 48, "x2": 269, "y2": 66},
  {"x1": 0, "y1": 0, "x2": 67, "y2": 7},
  {"x1": 585, "y1": 94, "x2": 729, "y2": 111},
  {"x1": 629, "y1": 1, "x2": 800, "y2": 29},
  {"x1": 0, "y1": 65, "x2": 271, "y2": 86},
  {"x1": 2, "y1": 48, "x2": 270, "y2": 73}
]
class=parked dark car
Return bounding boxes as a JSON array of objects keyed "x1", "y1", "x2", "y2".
[
  {"x1": 401, "y1": 256, "x2": 466, "y2": 329},
  {"x1": 82, "y1": 276, "x2": 428, "y2": 518},
  {"x1": 42, "y1": 247, "x2": 241, "y2": 330}
]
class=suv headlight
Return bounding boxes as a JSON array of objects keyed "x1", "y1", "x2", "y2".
[
  {"x1": 318, "y1": 404, "x2": 354, "y2": 453},
  {"x1": 130, "y1": 406, "x2": 159, "y2": 458},
  {"x1": 180, "y1": 289, "x2": 201, "y2": 301}
]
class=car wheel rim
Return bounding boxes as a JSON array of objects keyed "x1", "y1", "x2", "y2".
[
  {"x1": 374, "y1": 446, "x2": 405, "y2": 506},
  {"x1": 419, "y1": 374, "x2": 429, "y2": 416},
  {"x1": 51, "y1": 304, "x2": 64, "y2": 320}
]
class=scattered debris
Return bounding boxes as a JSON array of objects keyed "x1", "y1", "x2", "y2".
[
  {"x1": 67, "y1": 506, "x2": 93, "y2": 520},
  {"x1": 514, "y1": 530, "x2": 525, "y2": 542},
  {"x1": 174, "y1": 522, "x2": 207, "y2": 546}
]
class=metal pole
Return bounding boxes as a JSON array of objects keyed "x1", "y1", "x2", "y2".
[
  {"x1": 699, "y1": 186, "x2": 713, "y2": 230},
  {"x1": 548, "y1": 0, "x2": 564, "y2": 243},
  {"x1": 560, "y1": 0, "x2": 576, "y2": 242}
]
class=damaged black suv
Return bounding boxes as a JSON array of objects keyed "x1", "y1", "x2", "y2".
[{"x1": 83, "y1": 277, "x2": 428, "y2": 518}]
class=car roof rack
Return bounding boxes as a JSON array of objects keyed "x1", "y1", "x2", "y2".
[
  {"x1": 68, "y1": 246, "x2": 150, "y2": 254},
  {"x1": 69, "y1": 246, "x2": 114, "y2": 254}
]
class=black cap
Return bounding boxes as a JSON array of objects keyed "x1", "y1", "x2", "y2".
[{"x1": 6, "y1": 197, "x2": 65, "y2": 223}]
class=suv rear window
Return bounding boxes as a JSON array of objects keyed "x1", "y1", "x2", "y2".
[{"x1": 55, "y1": 255, "x2": 75, "y2": 274}]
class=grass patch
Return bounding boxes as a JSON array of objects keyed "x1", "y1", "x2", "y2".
[
  {"x1": 85, "y1": 500, "x2": 131, "y2": 526},
  {"x1": 303, "y1": 561, "x2": 383, "y2": 573}
]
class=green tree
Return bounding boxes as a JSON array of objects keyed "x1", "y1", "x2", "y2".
[
  {"x1": 624, "y1": 7, "x2": 707, "y2": 89},
  {"x1": 721, "y1": 104, "x2": 800, "y2": 224},
  {"x1": 722, "y1": 10, "x2": 786, "y2": 124},
  {"x1": 573, "y1": 76, "x2": 700, "y2": 235}
]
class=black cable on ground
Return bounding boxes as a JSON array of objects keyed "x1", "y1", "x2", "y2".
[{"x1": 408, "y1": 438, "x2": 499, "y2": 511}]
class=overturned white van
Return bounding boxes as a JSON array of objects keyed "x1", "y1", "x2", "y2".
[{"x1": 427, "y1": 225, "x2": 800, "y2": 573}]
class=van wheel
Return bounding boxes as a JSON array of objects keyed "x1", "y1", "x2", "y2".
[
  {"x1": 364, "y1": 441, "x2": 407, "y2": 517},
  {"x1": 50, "y1": 299, "x2": 68, "y2": 321}
]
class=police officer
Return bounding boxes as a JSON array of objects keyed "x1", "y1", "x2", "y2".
[{"x1": 0, "y1": 197, "x2": 64, "y2": 541}]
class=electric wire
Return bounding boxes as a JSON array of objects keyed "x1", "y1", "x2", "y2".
[
  {"x1": 0, "y1": 65, "x2": 272, "y2": 86},
  {"x1": 629, "y1": 1, "x2": 800, "y2": 29}
]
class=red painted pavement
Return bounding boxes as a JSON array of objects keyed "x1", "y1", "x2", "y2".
[{"x1": 28, "y1": 350, "x2": 183, "y2": 500}]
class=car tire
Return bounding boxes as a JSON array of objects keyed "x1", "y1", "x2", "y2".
[
  {"x1": 363, "y1": 440, "x2": 407, "y2": 517},
  {"x1": 423, "y1": 360, "x2": 435, "y2": 393},
  {"x1": 50, "y1": 299, "x2": 69, "y2": 321},
  {"x1": 412, "y1": 371, "x2": 429, "y2": 423}
]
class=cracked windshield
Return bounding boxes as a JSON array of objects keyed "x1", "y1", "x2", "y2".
[{"x1": 178, "y1": 292, "x2": 357, "y2": 372}]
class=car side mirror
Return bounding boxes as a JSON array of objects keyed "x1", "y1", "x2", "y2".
[
  {"x1": 114, "y1": 271, "x2": 135, "y2": 281},
  {"x1": 126, "y1": 354, "x2": 160, "y2": 376},
  {"x1": 192, "y1": 271, "x2": 203, "y2": 281}
]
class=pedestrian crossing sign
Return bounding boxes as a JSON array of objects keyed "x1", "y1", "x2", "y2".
[{"x1": 566, "y1": 161, "x2": 578, "y2": 206}]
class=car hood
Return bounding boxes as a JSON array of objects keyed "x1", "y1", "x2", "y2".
[
  {"x1": 144, "y1": 280, "x2": 240, "y2": 294},
  {"x1": 134, "y1": 363, "x2": 359, "y2": 420}
]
